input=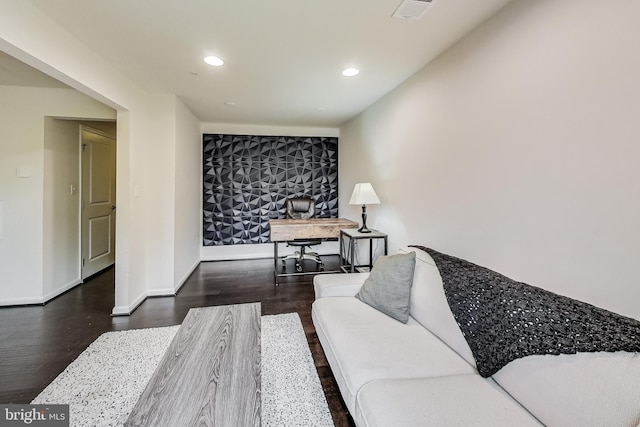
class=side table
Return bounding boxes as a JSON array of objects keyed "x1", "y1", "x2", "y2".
[{"x1": 340, "y1": 228, "x2": 388, "y2": 273}]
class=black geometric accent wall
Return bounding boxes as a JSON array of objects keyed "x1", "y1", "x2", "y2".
[{"x1": 203, "y1": 134, "x2": 338, "y2": 245}]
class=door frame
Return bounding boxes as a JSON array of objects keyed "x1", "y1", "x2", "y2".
[{"x1": 79, "y1": 125, "x2": 117, "y2": 281}]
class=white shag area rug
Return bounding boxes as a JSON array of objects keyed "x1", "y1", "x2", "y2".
[{"x1": 32, "y1": 312, "x2": 333, "y2": 427}]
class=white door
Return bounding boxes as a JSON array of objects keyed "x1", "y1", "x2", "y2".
[{"x1": 81, "y1": 126, "x2": 116, "y2": 279}]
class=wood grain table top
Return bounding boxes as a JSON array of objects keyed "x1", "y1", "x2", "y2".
[
  {"x1": 269, "y1": 217, "x2": 358, "y2": 241},
  {"x1": 125, "y1": 303, "x2": 261, "y2": 427}
]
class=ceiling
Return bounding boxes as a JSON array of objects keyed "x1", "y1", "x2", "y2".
[{"x1": 7, "y1": 0, "x2": 513, "y2": 127}]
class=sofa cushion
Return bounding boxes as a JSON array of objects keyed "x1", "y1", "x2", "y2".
[
  {"x1": 314, "y1": 272, "x2": 369, "y2": 299},
  {"x1": 312, "y1": 297, "x2": 476, "y2": 413},
  {"x1": 356, "y1": 251, "x2": 416, "y2": 323},
  {"x1": 399, "y1": 246, "x2": 477, "y2": 367},
  {"x1": 354, "y1": 375, "x2": 543, "y2": 427},
  {"x1": 492, "y1": 351, "x2": 640, "y2": 427}
]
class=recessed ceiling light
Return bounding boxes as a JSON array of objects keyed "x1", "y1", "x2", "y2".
[
  {"x1": 204, "y1": 56, "x2": 224, "y2": 66},
  {"x1": 342, "y1": 68, "x2": 360, "y2": 77}
]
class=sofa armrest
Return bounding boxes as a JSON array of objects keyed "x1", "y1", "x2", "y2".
[{"x1": 314, "y1": 273, "x2": 370, "y2": 299}]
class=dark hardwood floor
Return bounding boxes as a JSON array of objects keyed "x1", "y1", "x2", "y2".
[{"x1": 0, "y1": 256, "x2": 355, "y2": 426}]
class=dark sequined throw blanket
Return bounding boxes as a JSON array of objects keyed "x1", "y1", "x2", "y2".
[{"x1": 410, "y1": 246, "x2": 640, "y2": 377}]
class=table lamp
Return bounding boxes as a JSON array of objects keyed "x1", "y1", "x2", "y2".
[{"x1": 349, "y1": 183, "x2": 380, "y2": 233}]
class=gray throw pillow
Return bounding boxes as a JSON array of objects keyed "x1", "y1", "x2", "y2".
[{"x1": 355, "y1": 251, "x2": 416, "y2": 323}]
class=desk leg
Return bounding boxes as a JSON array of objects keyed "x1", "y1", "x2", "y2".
[
  {"x1": 274, "y1": 242, "x2": 279, "y2": 287},
  {"x1": 384, "y1": 236, "x2": 388, "y2": 255},
  {"x1": 339, "y1": 230, "x2": 344, "y2": 267}
]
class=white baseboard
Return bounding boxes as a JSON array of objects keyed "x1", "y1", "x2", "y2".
[
  {"x1": 0, "y1": 295, "x2": 45, "y2": 306},
  {"x1": 0, "y1": 278, "x2": 83, "y2": 307},
  {"x1": 111, "y1": 305, "x2": 131, "y2": 316},
  {"x1": 147, "y1": 288, "x2": 175, "y2": 297},
  {"x1": 111, "y1": 291, "x2": 147, "y2": 316},
  {"x1": 174, "y1": 260, "x2": 199, "y2": 293},
  {"x1": 43, "y1": 278, "x2": 82, "y2": 303},
  {"x1": 111, "y1": 263, "x2": 199, "y2": 316}
]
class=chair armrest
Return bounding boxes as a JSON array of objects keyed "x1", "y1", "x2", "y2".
[{"x1": 313, "y1": 273, "x2": 370, "y2": 299}]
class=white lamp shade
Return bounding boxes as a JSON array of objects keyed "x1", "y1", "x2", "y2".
[{"x1": 349, "y1": 183, "x2": 380, "y2": 205}]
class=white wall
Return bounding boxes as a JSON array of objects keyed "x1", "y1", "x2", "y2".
[
  {"x1": 0, "y1": 86, "x2": 115, "y2": 305},
  {"x1": 139, "y1": 94, "x2": 202, "y2": 296},
  {"x1": 141, "y1": 94, "x2": 177, "y2": 296},
  {"x1": 0, "y1": 1, "x2": 202, "y2": 314},
  {"x1": 112, "y1": 96, "x2": 202, "y2": 313},
  {"x1": 199, "y1": 123, "x2": 340, "y2": 261},
  {"x1": 339, "y1": 0, "x2": 640, "y2": 320},
  {"x1": 44, "y1": 118, "x2": 80, "y2": 300},
  {"x1": 174, "y1": 98, "x2": 202, "y2": 290}
]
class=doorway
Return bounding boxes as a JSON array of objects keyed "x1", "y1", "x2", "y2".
[{"x1": 80, "y1": 126, "x2": 116, "y2": 279}]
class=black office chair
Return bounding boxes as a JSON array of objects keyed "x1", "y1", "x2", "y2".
[{"x1": 282, "y1": 197, "x2": 324, "y2": 272}]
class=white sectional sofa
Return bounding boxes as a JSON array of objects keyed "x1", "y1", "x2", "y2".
[{"x1": 311, "y1": 246, "x2": 640, "y2": 426}]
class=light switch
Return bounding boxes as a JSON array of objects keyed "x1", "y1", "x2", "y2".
[
  {"x1": 17, "y1": 167, "x2": 32, "y2": 178},
  {"x1": 70, "y1": 184, "x2": 77, "y2": 195}
]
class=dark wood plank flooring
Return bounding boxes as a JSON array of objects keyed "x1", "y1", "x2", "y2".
[{"x1": 0, "y1": 256, "x2": 355, "y2": 426}]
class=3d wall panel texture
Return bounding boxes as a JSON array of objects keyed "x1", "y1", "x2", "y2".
[{"x1": 203, "y1": 134, "x2": 338, "y2": 245}]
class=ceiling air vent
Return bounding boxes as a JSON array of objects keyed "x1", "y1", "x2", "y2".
[{"x1": 392, "y1": 0, "x2": 433, "y2": 20}]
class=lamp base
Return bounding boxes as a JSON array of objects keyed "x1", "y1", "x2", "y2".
[
  {"x1": 358, "y1": 225, "x2": 372, "y2": 233},
  {"x1": 359, "y1": 204, "x2": 372, "y2": 233}
]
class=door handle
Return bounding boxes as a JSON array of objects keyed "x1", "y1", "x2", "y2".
[{"x1": 111, "y1": 205, "x2": 116, "y2": 210}]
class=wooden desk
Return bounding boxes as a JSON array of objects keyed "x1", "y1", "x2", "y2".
[
  {"x1": 270, "y1": 218, "x2": 358, "y2": 241},
  {"x1": 125, "y1": 303, "x2": 261, "y2": 427},
  {"x1": 269, "y1": 218, "x2": 358, "y2": 285}
]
